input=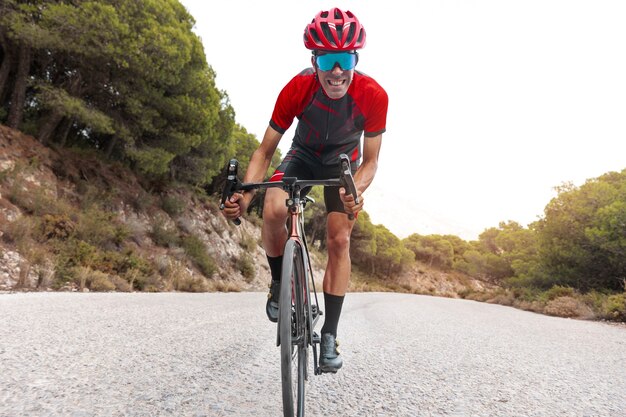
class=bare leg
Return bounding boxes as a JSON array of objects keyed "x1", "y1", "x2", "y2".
[
  {"x1": 323, "y1": 212, "x2": 355, "y2": 295},
  {"x1": 262, "y1": 187, "x2": 289, "y2": 257},
  {"x1": 319, "y1": 211, "x2": 354, "y2": 371}
]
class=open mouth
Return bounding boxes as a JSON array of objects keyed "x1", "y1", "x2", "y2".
[{"x1": 327, "y1": 79, "x2": 345, "y2": 87}]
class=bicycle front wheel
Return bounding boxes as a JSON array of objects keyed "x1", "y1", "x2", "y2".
[{"x1": 279, "y1": 240, "x2": 308, "y2": 417}]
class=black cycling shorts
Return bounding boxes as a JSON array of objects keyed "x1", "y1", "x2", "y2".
[{"x1": 269, "y1": 152, "x2": 355, "y2": 214}]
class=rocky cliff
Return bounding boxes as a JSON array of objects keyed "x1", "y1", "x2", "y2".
[{"x1": 0, "y1": 124, "x2": 272, "y2": 292}]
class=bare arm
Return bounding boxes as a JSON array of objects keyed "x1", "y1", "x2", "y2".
[
  {"x1": 354, "y1": 134, "x2": 382, "y2": 193},
  {"x1": 222, "y1": 125, "x2": 283, "y2": 220},
  {"x1": 340, "y1": 134, "x2": 383, "y2": 215}
]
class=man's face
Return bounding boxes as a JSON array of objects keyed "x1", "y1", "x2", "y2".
[{"x1": 312, "y1": 52, "x2": 357, "y2": 99}]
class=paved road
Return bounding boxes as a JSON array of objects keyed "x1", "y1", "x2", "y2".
[{"x1": 0, "y1": 292, "x2": 624, "y2": 417}]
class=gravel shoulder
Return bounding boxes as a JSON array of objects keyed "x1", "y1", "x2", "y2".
[{"x1": 0, "y1": 292, "x2": 624, "y2": 417}]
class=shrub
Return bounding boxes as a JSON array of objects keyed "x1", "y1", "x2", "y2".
[
  {"x1": 582, "y1": 291, "x2": 606, "y2": 312},
  {"x1": 240, "y1": 233, "x2": 258, "y2": 252},
  {"x1": 90, "y1": 272, "x2": 116, "y2": 292},
  {"x1": 246, "y1": 212, "x2": 263, "y2": 228},
  {"x1": 150, "y1": 220, "x2": 180, "y2": 247},
  {"x1": 2, "y1": 216, "x2": 35, "y2": 247},
  {"x1": 58, "y1": 239, "x2": 98, "y2": 269},
  {"x1": 161, "y1": 195, "x2": 185, "y2": 217},
  {"x1": 129, "y1": 190, "x2": 155, "y2": 212},
  {"x1": 486, "y1": 290, "x2": 515, "y2": 306},
  {"x1": 76, "y1": 208, "x2": 128, "y2": 248},
  {"x1": 238, "y1": 254, "x2": 256, "y2": 282},
  {"x1": 176, "y1": 217, "x2": 195, "y2": 234},
  {"x1": 40, "y1": 214, "x2": 75, "y2": 241},
  {"x1": 541, "y1": 285, "x2": 576, "y2": 302},
  {"x1": 204, "y1": 199, "x2": 220, "y2": 215},
  {"x1": 72, "y1": 266, "x2": 115, "y2": 292},
  {"x1": 174, "y1": 275, "x2": 208, "y2": 292},
  {"x1": 510, "y1": 286, "x2": 541, "y2": 302},
  {"x1": 160, "y1": 259, "x2": 187, "y2": 291},
  {"x1": 108, "y1": 274, "x2": 129, "y2": 292},
  {"x1": 8, "y1": 183, "x2": 73, "y2": 217},
  {"x1": 181, "y1": 234, "x2": 216, "y2": 277},
  {"x1": 602, "y1": 293, "x2": 626, "y2": 321},
  {"x1": 544, "y1": 296, "x2": 595, "y2": 319},
  {"x1": 207, "y1": 280, "x2": 242, "y2": 292},
  {"x1": 124, "y1": 217, "x2": 148, "y2": 245}
]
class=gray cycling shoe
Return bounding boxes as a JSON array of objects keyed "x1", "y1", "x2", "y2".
[
  {"x1": 265, "y1": 280, "x2": 280, "y2": 323},
  {"x1": 319, "y1": 333, "x2": 343, "y2": 373}
]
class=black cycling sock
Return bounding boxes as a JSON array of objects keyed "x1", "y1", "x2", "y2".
[
  {"x1": 321, "y1": 292, "x2": 344, "y2": 337},
  {"x1": 266, "y1": 255, "x2": 283, "y2": 283}
]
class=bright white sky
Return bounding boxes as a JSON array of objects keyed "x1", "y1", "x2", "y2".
[{"x1": 180, "y1": 0, "x2": 626, "y2": 241}]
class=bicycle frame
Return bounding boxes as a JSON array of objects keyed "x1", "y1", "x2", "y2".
[{"x1": 284, "y1": 186, "x2": 322, "y2": 372}]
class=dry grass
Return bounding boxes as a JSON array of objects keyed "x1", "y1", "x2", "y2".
[
  {"x1": 544, "y1": 296, "x2": 595, "y2": 319},
  {"x1": 207, "y1": 279, "x2": 243, "y2": 292}
]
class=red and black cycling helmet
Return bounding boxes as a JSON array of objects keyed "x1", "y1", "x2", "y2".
[{"x1": 303, "y1": 8, "x2": 366, "y2": 52}]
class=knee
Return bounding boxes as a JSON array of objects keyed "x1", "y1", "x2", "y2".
[
  {"x1": 326, "y1": 231, "x2": 351, "y2": 254},
  {"x1": 262, "y1": 194, "x2": 286, "y2": 227}
]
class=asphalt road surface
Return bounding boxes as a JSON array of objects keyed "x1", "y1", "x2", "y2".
[{"x1": 0, "y1": 292, "x2": 624, "y2": 417}]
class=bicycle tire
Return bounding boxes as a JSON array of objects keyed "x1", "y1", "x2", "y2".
[{"x1": 279, "y1": 240, "x2": 308, "y2": 417}]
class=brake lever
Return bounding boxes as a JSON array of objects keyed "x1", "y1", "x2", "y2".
[
  {"x1": 338, "y1": 154, "x2": 359, "y2": 221},
  {"x1": 219, "y1": 159, "x2": 242, "y2": 225}
]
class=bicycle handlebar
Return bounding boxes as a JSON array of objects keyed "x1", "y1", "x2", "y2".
[{"x1": 219, "y1": 153, "x2": 360, "y2": 225}]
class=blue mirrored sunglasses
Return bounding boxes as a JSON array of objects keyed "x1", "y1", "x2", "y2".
[{"x1": 315, "y1": 52, "x2": 358, "y2": 71}]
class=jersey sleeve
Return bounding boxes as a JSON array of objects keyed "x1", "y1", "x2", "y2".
[
  {"x1": 363, "y1": 83, "x2": 388, "y2": 137},
  {"x1": 270, "y1": 69, "x2": 316, "y2": 134}
]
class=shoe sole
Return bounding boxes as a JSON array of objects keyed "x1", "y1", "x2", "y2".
[
  {"x1": 319, "y1": 363, "x2": 342, "y2": 374},
  {"x1": 266, "y1": 301, "x2": 278, "y2": 323}
]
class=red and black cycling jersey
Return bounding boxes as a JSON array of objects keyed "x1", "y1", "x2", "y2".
[{"x1": 269, "y1": 67, "x2": 388, "y2": 168}]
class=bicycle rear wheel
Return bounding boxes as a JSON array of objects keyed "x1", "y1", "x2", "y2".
[{"x1": 279, "y1": 240, "x2": 308, "y2": 417}]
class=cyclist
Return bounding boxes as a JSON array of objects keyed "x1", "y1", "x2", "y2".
[{"x1": 222, "y1": 7, "x2": 388, "y2": 373}]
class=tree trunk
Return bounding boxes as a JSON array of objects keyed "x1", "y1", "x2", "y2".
[
  {"x1": 38, "y1": 109, "x2": 64, "y2": 144},
  {"x1": 57, "y1": 117, "x2": 73, "y2": 147},
  {"x1": 104, "y1": 134, "x2": 119, "y2": 157},
  {"x1": 0, "y1": 32, "x2": 13, "y2": 104},
  {"x1": 7, "y1": 44, "x2": 31, "y2": 129}
]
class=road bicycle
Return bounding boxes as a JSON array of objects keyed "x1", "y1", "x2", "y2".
[{"x1": 220, "y1": 154, "x2": 359, "y2": 417}]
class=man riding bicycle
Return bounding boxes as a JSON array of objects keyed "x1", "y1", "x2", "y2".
[{"x1": 222, "y1": 7, "x2": 388, "y2": 373}]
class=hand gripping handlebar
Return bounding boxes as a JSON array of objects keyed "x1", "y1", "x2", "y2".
[
  {"x1": 338, "y1": 154, "x2": 360, "y2": 221},
  {"x1": 219, "y1": 159, "x2": 242, "y2": 225}
]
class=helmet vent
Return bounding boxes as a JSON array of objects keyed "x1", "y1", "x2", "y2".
[
  {"x1": 357, "y1": 29, "x2": 364, "y2": 44},
  {"x1": 310, "y1": 29, "x2": 321, "y2": 45},
  {"x1": 320, "y1": 23, "x2": 336, "y2": 46},
  {"x1": 346, "y1": 24, "x2": 355, "y2": 43}
]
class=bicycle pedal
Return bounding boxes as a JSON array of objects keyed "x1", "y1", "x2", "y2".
[{"x1": 311, "y1": 305, "x2": 323, "y2": 317}]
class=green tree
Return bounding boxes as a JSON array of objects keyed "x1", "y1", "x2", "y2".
[
  {"x1": 535, "y1": 171, "x2": 626, "y2": 291},
  {"x1": 372, "y1": 225, "x2": 414, "y2": 277},
  {"x1": 352, "y1": 219, "x2": 413, "y2": 277},
  {"x1": 404, "y1": 234, "x2": 455, "y2": 269},
  {"x1": 350, "y1": 211, "x2": 377, "y2": 271},
  {"x1": 1, "y1": 0, "x2": 232, "y2": 184},
  {"x1": 302, "y1": 186, "x2": 327, "y2": 248},
  {"x1": 446, "y1": 221, "x2": 539, "y2": 283}
]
